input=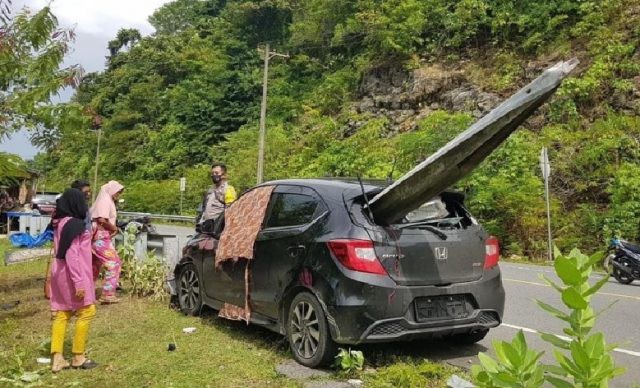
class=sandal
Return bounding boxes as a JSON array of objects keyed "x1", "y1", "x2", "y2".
[
  {"x1": 99, "y1": 296, "x2": 121, "y2": 304},
  {"x1": 71, "y1": 359, "x2": 98, "y2": 370},
  {"x1": 51, "y1": 360, "x2": 70, "y2": 373}
]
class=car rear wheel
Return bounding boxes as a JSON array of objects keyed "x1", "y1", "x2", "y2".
[
  {"x1": 449, "y1": 329, "x2": 488, "y2": 345},
  {"x1": 287, "y1": 292, "x2": 337, "y2": 368},
  {"x1": 177, "y1": 263, "x2": 202, "y2": 315}
]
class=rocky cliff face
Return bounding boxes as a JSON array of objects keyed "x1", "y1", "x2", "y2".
[{"x1": 349, "y1": 64, "x2": 501, "y2": 134}]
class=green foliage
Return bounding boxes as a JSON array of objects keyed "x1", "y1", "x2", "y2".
[
  {"x1": 537, "y1": 247, "x2": 625, "y2": 386},
  {"x1": 604, "y1": 163, "x2": 640, "y2": 241},
  {"x1": 472, "y1": 330, "x2": 545, "y2": 387},
  {"x1": 364, "y1": 358, "x2": 456, "y2": 387},
  {"x1": 118, "y1": 224, "x2": 169, "y2": 301},
  {"x1": 0, "y1": 5, "x2": 87, "y2": 174},
  {"x1": 474, "y1": 247, "x2": 625, "y2": 387},
  {"x1": 0, "y1": 153, "x2": 30, "y2": 186},
  {"x1": 0, "y1": 346, "x2": 43, "y2": 386},
  {"x1": 0, "y1": 7, "x2": 86, "y2": 138},
  {"x1": 333, "y1": 348, "x2": 364, "y2": 373}
]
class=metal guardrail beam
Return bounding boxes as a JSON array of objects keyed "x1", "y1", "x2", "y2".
[{"x1": 119, "y1": 211, "x2": 195, "y2": 223}]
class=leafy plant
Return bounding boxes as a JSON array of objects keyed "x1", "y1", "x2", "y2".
[
  {"x1": 536, "y1": 247, "x2": 625, "y2": 386},
  {"x1": 473, "y1": 247, "x2": 625, "y2": 387},
  {"x1": 334, "y1": 348, "x2": 364, "y2": 373},
  {"x1": 0, "y1": 347, "x2": 42, "y2": 386},
  {"x1": 118, "y1": 223, "x2": 169, "y2": 301},
  {"x1": 472, "y1": 330, "x2": 545, "y2": 387}
]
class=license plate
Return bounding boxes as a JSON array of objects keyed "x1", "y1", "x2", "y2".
[{"x1": 415, "y1": 295, "x2": 468, "y2": 322}]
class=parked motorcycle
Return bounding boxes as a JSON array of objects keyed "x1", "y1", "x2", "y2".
[
  {"x1": 604, "y1": 238, "x2": 640, "y2": 284},
  {"x1": 116, "y1": 216, "x2": 157, "y2": 235}
]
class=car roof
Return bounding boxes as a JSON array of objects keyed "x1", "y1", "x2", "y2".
[
  {"x1": 257, "y1": 178, "x2": 465, "y2": 203},
  {"x1": 258, "y1": 178, "x2": 381, "y2": 202}
]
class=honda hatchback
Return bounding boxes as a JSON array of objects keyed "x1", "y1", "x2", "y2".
[{"x1": 173, "y1": 179, "x2": 504, "y2": 367}]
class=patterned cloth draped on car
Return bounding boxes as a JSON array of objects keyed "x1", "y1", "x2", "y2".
[{"x1": 215, "y1": 185, "x2": 275, "y2": 323}]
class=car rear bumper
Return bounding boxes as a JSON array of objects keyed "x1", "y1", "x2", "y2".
[{"x1": 325, "y1": 266, "x2": 505, "y2": 344}]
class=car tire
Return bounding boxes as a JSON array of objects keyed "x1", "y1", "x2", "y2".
[
  {"x1": 287, "y1": 292, "x2": 337, "y2": 368},
  {"x1": 449, "y1": 329, "x2": 488, "y2": 345},
  {"x1": 177, "y1": 263, "x2": 202, "y2": 315}
]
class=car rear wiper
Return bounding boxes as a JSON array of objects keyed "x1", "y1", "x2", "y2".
[{"x1": 395, "y1": 222, "x2": 448, "y2": 240}]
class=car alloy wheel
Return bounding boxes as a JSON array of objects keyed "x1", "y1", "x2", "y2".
[
  {"x1": 178, "y1": 263, "x2": 202, "y2": 315},
  {"x1": 287, "y1": 292, "x2": 337, "y2": 367},
  {"x1": 291, "y1": 301, "x2": 320, "y2": 359}
]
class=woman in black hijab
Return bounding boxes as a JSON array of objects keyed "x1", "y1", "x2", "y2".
[
  {"x1": 53, "y1": 188, "x2": 89, "y2": 259},
  {"x1": 49, "y1": 188, "x2": 98, "y2": 372}
]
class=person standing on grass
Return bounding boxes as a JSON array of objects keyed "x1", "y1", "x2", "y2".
[
  {"x1": 50, "y1": 188, "x2": 98, "y2": 372},
  {"x1": 90, "y1": 180, "x2": 124, "y2": 304}
]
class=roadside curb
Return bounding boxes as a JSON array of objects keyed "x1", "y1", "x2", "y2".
[{"x1": 4, "y1": 248, "x2": 50, "y2": 265}]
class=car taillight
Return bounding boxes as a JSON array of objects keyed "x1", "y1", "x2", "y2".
[
  {"x1": 484, "y1": 236, "x2": 500, "y2": 269},
  {"x1": 327, "y1": 239, "x2": 387, "y2": 275}
]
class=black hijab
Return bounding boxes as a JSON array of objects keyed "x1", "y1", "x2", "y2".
[{"x1": 54, "y1": 188, "x2": 89, "y2": 260}]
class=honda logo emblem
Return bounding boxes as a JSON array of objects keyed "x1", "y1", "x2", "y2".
[{"x1": 435, "y1": 247, "x2": 448, "y2": 261}]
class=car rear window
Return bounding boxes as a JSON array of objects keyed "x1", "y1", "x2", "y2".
[
  {"x1": 265, "y1": 193, "x2": 319, "y2": 228},
  {"x1": 400, "y1": 194, "x2": 475, "y2": 228}
]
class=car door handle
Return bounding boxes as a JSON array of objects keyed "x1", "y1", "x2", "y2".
[{"x1": 287, "y1": 245, "x2": 306, "y2": 258}]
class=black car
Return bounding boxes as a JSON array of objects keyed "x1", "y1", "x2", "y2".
[{"x1": 174, "y1": 179, "x2": 504, "y2": 367}]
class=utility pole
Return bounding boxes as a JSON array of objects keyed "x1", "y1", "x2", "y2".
[
  {"x1": 256, "y1": 43, "x2": 288, "y2": 184},
  {"x1": 91, "y1": 114, "x2": 103, "y2": 203}
]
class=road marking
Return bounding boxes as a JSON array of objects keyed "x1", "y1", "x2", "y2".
[
  {"x1": 501, "y1": 323, "x2": 640, "y2": 357},
  {"x1": 503, "y1": 278, "x2": 640, "y2": 301},
  {"x1": 502, "y1": 263, "x2": 609, "y2": 280}
]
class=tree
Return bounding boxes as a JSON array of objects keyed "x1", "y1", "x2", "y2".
[
  {"x1": 0, "y1": 5, "x2": 83, "y2": 134},
  {"x1": 107, "y1": 28, "x2": 142, "y2": 56},
  {"x1": 0, "y1": 4, "x2": 85, "y2": 177}
]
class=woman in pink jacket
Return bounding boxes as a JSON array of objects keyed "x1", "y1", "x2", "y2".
[{"x1": 50, "y1": 188, "x2": 98, "y2": 372}]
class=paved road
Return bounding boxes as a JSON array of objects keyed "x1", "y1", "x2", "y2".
[{"x1": 456, "y1": 262, "x2": 640, "y2": 387}]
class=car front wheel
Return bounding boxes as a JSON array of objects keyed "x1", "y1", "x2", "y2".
[
  {"x1": 287, "y1": 292, "x2": 337, "y2": 368},
  {"x1": 177, "y1": 263, "x2": 202, "y2": 315}
]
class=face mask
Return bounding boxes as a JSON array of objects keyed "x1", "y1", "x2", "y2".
[{"x1": 211, "y1": 175, "x2": 222, "y2": 184}]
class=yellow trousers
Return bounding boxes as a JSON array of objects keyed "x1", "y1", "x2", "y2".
[{"x1": 50, "y1": 304, "x2": 96, "y2": 355}]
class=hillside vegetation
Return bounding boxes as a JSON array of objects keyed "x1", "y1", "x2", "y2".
[{"x1": 35, "y1": 0, "x2": 640, "y2": 258}]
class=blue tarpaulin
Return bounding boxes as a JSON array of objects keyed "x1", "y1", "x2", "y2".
[{"x1": 10, "y1": 230, "x2": 53, "y2": 248}]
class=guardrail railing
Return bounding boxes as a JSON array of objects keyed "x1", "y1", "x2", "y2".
[{"x1": 119, "y1": 211, "x2": 195, "y2": 223}]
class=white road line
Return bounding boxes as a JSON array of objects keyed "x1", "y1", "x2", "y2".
[
  {"x1": 503, "y1": 278, "x2": 640, "y2": 301},
  {"x1": 502, "y1": 263, "x2": 610, "y2": 279},
  {"x1": 501, "y1": 323, "x2": 640, "y2": 357}
]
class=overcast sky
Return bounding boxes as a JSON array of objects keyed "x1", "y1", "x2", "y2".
[{"x1": 0, "y1": 0, "x2": 174, "y2": 159}]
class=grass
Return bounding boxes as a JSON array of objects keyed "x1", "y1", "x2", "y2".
[
  {"x1": 0, "y1": 239, "x2": 298, "y2": 387},
  {"x1": 0, "y1": 239, "x2": 468, "y2": 387}
]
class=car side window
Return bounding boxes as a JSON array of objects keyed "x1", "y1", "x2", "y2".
[{"x1": 265, "y1": 193, "x2": 319, "y2": 228}]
